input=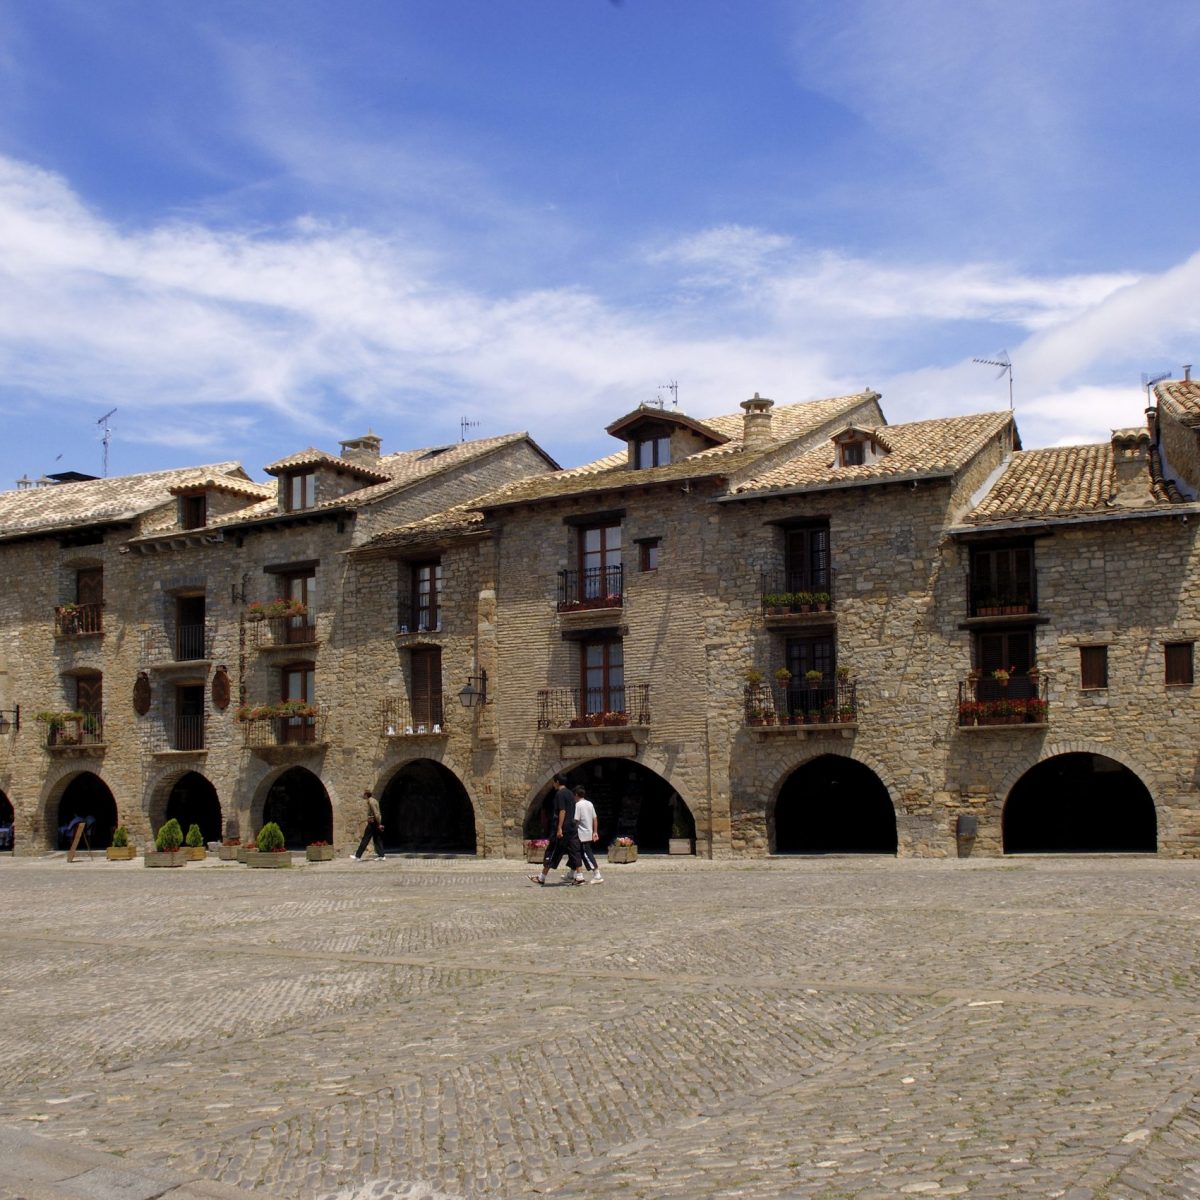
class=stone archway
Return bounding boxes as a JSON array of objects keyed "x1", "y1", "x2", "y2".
[
  {"x1": 163, "y1": 771, "x2": 222, "y2": 846},
  {"x1": 53, "y1": 772, "x2": 119, "y2": 850},
  {"x1": 772, "y1": 754, "x2": 897, "y2": 854},
  {"x1": 379, "y1": 759, "x2": 476, "y2": 853},
  {"x1": 522, "y1": 761, "x2": 689, "y2": 855},
  {"x1": 1003, "y1": 752, "x2": 1156, "y2": 853},
  {"x1": 261, "y1": 767, "x2": 333, "y2": 850},
  {"x1": 0, "y1": 787, "x2": 12, "y2": 850}
]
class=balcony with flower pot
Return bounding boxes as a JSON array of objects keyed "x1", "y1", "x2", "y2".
[
  {"x1": 957, "y1": 669, "x2": 1048, "y2": 730},
  {"x1": 247, "y1": 599, "x2": 320, "y2": 651},
  {"x1": 53, "y1": 602, "x2": 104, "y2": 638},
  {"x1": 237, "y1": 701, "x2": 328, "y2": 760},
  {"x1": 380, "y1": 696, "x2": 448, "y2": 740},
  {"x1": 557, "y1": 566, "x2": 624, "y2": 630},
  {"x1": 744, "y1": 668, "x2": 858, "y2": 740},
  {"x1": 537, "y1": 683, "x2": 649, "y2": 759},
  {"x1": 38, "y1": 710, "x2": 106, "y2": 755},
  {"x1": 759, "y1": 573, "x2": 836, "y2": 629}
]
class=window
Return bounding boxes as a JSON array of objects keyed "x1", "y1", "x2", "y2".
[
  {"x1": 175, "y1": 595, "x2": 206, "y2": 661},
  {"x1": 582, "y1": 638, "x2": 624, "y2": 715},
  {"x1": 175, "y1": 685, "x2": 204, "y2": 750},
  {"x1": 281, "y1": 663, "x2": 316, "y2": 743},
  {"x1": 785, "y1": 524, "x2": 830, "y2": 594},
  {"x1": 839, "y1": 440, "x2": 864, "y2": 467},
  {"x1": 580, "y1": 522, "x2": 622, "y2": 602},
  {"x1": 974, "y1": 629, "x2": 1037, "y2": 698},
  {"x1": 180, "y1": 494, "x2": 207, "y2": 530},
  {"x1": 284, "y1": 470, "x2": 316, "y2": 511},
  {"x1": 74, "y1": 673, "x2": 103, "y2": 743},
  {"x1": 412, "y1": 561, "x2": 442, "y2": 632},
  {"x1": 636, "y1": 435, "x2": 671, "y2": 469},
  {"x1": 1165, "y1": 642, "x2": 1194, "y2": 686},
  {"x1": 639, "y1": 539, "x2": 661, "y2": 572},
  {"x1": 72, "y1": 566, "x2": 104, "y2": 634},
  {"x1": 1080, "y1": 645, "x2": 1108, "y2": 690},
  {"x1": 410, "y1": 647, "x2": 443, "y2": 730},
  {"x1": 970, "y1": 544, "x2": 1035, "y2": 614},
  {"x1": 282, "y1": 570, "x2": 317, "y2": 643}
]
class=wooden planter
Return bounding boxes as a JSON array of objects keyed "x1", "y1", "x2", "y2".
[
  {"x1": 525, "y1": 843, "x2": 548, "y2": 864},
  {"x1": 244, "y1": 850, "x2": 292, "y2": 868},
  {"x1": 668, "y1": 838, "x2": 694, "y2": 855},
  {"x1": 236, "y1": 845, "x2": 256, "y2": 863},
  {"x1": 182, "y1": 847, "x2": 206, "y2": 861},
  {"x1": 608, "y1": 844, "x2": 637, "y2": 864},
  {"x1": 217, "y1": 844, "x2": 240, "y2": 861},
  {"x1": 105, "y1": 846, "x2": 136, "y2": 861},
  {"x1": 305, "y1": 845, "x2": 335, "y2": 862},
  {"x1": 144, "y1": 850, "x2": 187, "y2": 868}
]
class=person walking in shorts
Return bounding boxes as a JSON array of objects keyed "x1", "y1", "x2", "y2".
[
  {"x1": 572, "y1": 784, "x2": 604, "y2": 883},
  {"x1": 530, "y1": 774, "x2": 584, "y2": 885}
]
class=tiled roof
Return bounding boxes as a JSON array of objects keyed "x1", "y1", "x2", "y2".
[
  {"x1": 475, "y1": 393, "x2": 878, "y2": 510},
  {"x1": 964, "y1": 441, "x2": 1179, "y2": 525},
  {"x1": 263, "y1": 448, "x2": 392, "y2": 483},
  {"x1": 353, "y1": 504, "x2": 488, "y2": 556},
  {"x1": 0, "y1": 462, "x2": 252, "y2": 542},
  {"x1": 1155, "y1": 379, "x2": 1200, "y2": 428},
  {"x1": 730, "y1": 411, "x2": 1012, "y2": 496},
  {"x1": 167, "y1": 475, "x2": 274, "y2": 501}
]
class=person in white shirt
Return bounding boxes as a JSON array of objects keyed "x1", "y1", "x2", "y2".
[{"x1": 572, "y1": 784, "x2": 604, "y2": 883}]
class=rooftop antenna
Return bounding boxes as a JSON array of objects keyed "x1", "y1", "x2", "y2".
[
  {"x1": 659, "y1": 379, "x2": 679, "y2": 409},
  {"x1": 972, "y1": 352, "x2": 1013, "y2": 411},
  {"x1": 97, "y1": 408, "x2": 117, "y2": 477},
  {"x1": 459, "y1": 416, "x2": 480, "y2": 443},
  {"x1": 1141, "y1": 370, "x2": 1170, "y2": 408}
]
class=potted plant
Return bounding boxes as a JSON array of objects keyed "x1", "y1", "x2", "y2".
[
  {"x1": 246, "y1": 821, "x2": 292, "y2": 868},
  {"x1": 763, "y1": 593, "x2": 787, "y2": 616},
  {"x1": 608, "y1": 835, "x2": 637, "y2": 864},
  {"x1": 836, "y1": 665, "x2": 850, "y2": 682},
  {"x1": 106, "y1": 825, "x2": 136, "y2": 861},
  {"x1": 805, "y1": 669, "x2": 823, "y2": 687},
  {"x1": 774, "y1": 667, "x2": 792, "y2": 686},
  {"x1": 305, "y1": 839, "x2": 335, "y2": 863},
  {"x1": 793, "y1": 591, "x2": 812, "y2": 612},
  {"x1": 525, "y1": 837, "x2": 549, "y2": 864},
  {"x1": 812, "y1": 591, "x2": 831, "y2": 611},
  {"x1": 743, "y1": 667, "x2": 764, "y2": 687},
  {"x1": 992, "y1": 666, "x2": 1011, "y2": 686},
  {"x1": 36, "y1": 710, "x2": 83, "y2": 746},
  {"x1": 145, "y1": 818, "x2": 187, "y2": 867},
  {"x1": 1026, "y1": 697, "x2": 1048, "y2": 724},
  {"x1": 182, "y1": 822, "x2": 206, "y2": 861}
]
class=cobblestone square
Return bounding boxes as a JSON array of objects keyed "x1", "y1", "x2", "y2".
[{"x1": 2, "y1": 854, "x2": 1199, "y2": 1199}]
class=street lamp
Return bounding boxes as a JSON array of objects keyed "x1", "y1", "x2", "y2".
[{"x1": 458, "y1": 669, "x2": 488, "y2": 708}]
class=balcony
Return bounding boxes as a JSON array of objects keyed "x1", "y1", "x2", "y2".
[
  {"x1": 537, "y1": 684, "x2": 650, "y2": 758},
  {"x1": 759, "y1": 574, "x2": 835, "y2": 627},
  {"x1": 40, "y1": 711, "x2": 106, "y2": 754},
  {"x1": 957, "y1": 673, "x2": 1048, "y2": 729},
  {"x1": 54, "y1": 603, "x2": 103, "y2": 637},
  {"x1": 148, "y1": 714, "x2": 207, "y2": 754},
  {"x1": 239, "y1": 704, "x2": 329, "y2": 758},
  {"x1": 252, "y1": 615, "x2": 320, "y2": 651},
  {"x1": 557, "y1": 566, "x2": 623, "y2": 613},
  {"x1": 141, "y1": 621, "x2": 217, "y2": 671},
  {"x1": 381, "y1": 696, "x2": 447, "y2": 738},
  {"x1": 744, "y1": 679, "x2": 857, "y2": 739}
]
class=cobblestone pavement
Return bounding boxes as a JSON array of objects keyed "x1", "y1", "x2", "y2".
[{"x1": 2, "y1": 854, "x2": 1200, "y2": 1199}]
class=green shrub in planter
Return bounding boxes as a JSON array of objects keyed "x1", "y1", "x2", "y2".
[
  {"x1": 184, "y1": 823, "x2": 204, "y2": 849},
  {"x1": 155, "y1": 818, "x2": 183, "y2": 852},
  {"x1": 111, "y1": 826, "x2": 129, "y2": 848},
  {"x1": 256, "y1": 822, "x2": 286, "y2": 852}
]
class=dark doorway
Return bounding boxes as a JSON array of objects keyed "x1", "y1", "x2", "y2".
[
  {"x1": 55, "y1": 773, "x2": 118, "y2": 849},
  {"x1": 1003, "y1": 753, "x2": 1156, "y2": 853},
  {"x1": 774, "y1": 755, "x2": 897, "y2": 854},
  {"x1": 164, "y1": 772, "x2": 222, "y2": 845},
  {"x1": 523, "y1": 761, "x2": 684, "y2": 854},
  {"x1": 262, "y1": 768, "x2": 333, "y2": 849},
  {"x1": 379, "y1": 760, "x2": 475, "y2": 853},
  {"x1": 0, "y1": 788, "x2": 12, "y2": 850}
]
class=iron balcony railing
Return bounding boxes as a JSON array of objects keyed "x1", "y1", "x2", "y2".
[
  {"x1": 240, "y1": 706, "x2": 328, "y2": 747},
  {"x1": 967, "y1": 585, "x2": 1037, "y2": 618},
  {"x1": 537, "y1": 683, "x2": 650, "y2": 730},
  {"x1": 380, "y1": 696, "x2": 446, "y2": 735},
  {"x1": 140, "y1": 620, "x2": 217, "y2": 664},
  {"x1": 43, "y1": 712, "x2": 105, "y2": 748},
  {"x1": 254, "y1": 614, "x2": 319, "y2": 647},
  {"x1": 745, "y1": 679, "x2": 857, "y2": 726},
  {"x1": 957, "y1": 673, "x2": 1048, "y2": 726},
  {"x1": 557, "y1": 565, "x2": 624, "y2": 611},
  {"x1": 173, "y1": 713, "x2": 206, "y2": 750},
  {"x1": 53, "y1": 603, "x2": 103, "y2": 636},
  {"x1": 759, "y1": 572, "x2": 834, "y2": 615}
]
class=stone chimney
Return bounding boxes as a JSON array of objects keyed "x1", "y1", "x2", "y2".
[
  {"x1": 339, "y1": 431, "x2": 382, "y2": 462},
  {"x1": 740, "y1": 393, "x2": 775, "y2": 452},
  {"x1": 1110, "y1": 428, "x2": 1151, "y2": 507}
]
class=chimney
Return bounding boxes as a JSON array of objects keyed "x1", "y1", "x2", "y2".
[
  {"x1": 1184, "y1": 364, "x2": 1192, "y2": 382},
  {"x1": 1110, "y1": 429, "x2": 1151, "y2": 507},
  {"x1": 339, "y1": 431, "x2": 382, "y2": 462},
  {"x1": 740, "y1": 393, "x2": 775, "y2": 452}
]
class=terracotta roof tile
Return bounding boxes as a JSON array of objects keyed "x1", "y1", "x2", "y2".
[
  {"x1": 1155, "y1": 379, "x2": 1200, "y2": 428},
  {"x1": 262, "y1": 448, "x2": 391, "y2": 483}
]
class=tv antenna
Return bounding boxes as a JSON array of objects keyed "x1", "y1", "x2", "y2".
[
  {"x1": 97, "y1": 408, "x2": 117, "y2": 476},
  {"x1": 972, "y1": 352, "x2": 1013, "y2": 411},
  {"x1": 1141, "y1": 370, "x2": 1170, "y2": 407},
  {"x1": 659, "y1": 379, "x2": 678, "y2": 409},
  {"x1": 459, "y1": 416, "x2": 480, "y2": 442}
]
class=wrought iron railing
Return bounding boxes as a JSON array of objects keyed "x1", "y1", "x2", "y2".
[
  {"x1": 240, "y1": 706, "x2": 328, "y2": 747},
  {"x1": 967, "y1": 585, "x2": 1037, "y2": 618},
  {"x1": 140, "y1": 620, "x2": 217, "y2": 663},
  {"x1": 254, "y1": 615, "x2": 319, "y2": 647},
  {"x1": 759, "y1": 572, "x2": 834, "y2": 615},
  {"x1": 745, "y1": 679, "x2": 857, "y2": 725},
  {"x1": 173, "y1": 713, "x2": 206, "y2": 750},
  {"x1": 43, "y1": 712, "x2": 105, "y2": 748},
  {"x1": 957, "y1": 674, "x2": 1048, "y2": 726},
  {"x1": 54, "y1": 603, "x2": 103, "y2": 636},
  {"x1": 537, "y1": 683, "x2": 650, "y2": 729},
  {"x1": 557, "y1": 565, "x2": 624, "y2": 611},
  {"x1": 380, "y1": 696, "x2": 446, "y2": 735}
]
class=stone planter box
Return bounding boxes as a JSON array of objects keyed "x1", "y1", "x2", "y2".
[
  {"x1": 305, "y1": 845, "x2": 335, "y2": 862},
  {"x1": 668, "y1": 838, "x2": 694, "y2": 855},
  {"x1": 244, "y1": 850, "x2": 292, "y2": 868},
  {"x1": 217, "y1": 844, "x2": 240, "y2": 861},
  {"x1": 144, "y1": 850, "x2": 187, "y2": 868},
  {"x1": 525, "y1": 842, "x2": 549, "y2": 864},
  {"x1": 105, "y1": 846, "x2": 137, "y2": 861},
  {"x1": 182, "y1": 847, "x2": 206, "y2": 861},
  {"x1": 236, "y1": 846, "x2": 256, "y2": 863},
  {"x1": 608, "y1": 844, "x2": 637, "y2": 864}
]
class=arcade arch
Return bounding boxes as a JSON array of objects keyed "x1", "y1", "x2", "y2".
[
  {"x1": 52, "y1": 772, "x2": 118, "y2": 850},
  {"x1": 260, "y1": 767, "x2": 333, "y2": 850},
  {"x1": 771, "y1": 754, "x2": 897, "y2": 854},
  {"x1": 163, "y1": 772, "x2": 222, "y2": 845},
  {"x1": 379, "y1": 759, "x2": 476, "y2": 854}
]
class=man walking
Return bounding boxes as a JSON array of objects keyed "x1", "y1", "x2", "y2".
[
  {"x1": 352, "y1": 789, "x2": 386, "y2": 861},
  {"x1": 531, "y1": 773, "x2": 584, "y2": 885},
  {"x1": 573, "y1": 784, "x2": 604, "y2": 883}
]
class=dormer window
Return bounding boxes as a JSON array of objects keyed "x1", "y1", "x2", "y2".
[
  {"x1": 832, "y1": 428, "x2": 886, "y2": 469},
  {"x1": 839, "y1": 441, "x2": 864, "y2": 467},
  {"x1": 636, "y1": 435, "x2": 671, "y2": 469},
  {"x1": 285, "y1": 470, "x2": 316, "y2": 512},
  {"x1": 180, "y1": 494, "x2": 207, "y2": 530}
]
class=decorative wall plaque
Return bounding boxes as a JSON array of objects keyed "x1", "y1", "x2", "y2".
[
  {"x1": 211, "y1": 665, "x2": 231, "y2": 711},
  {"x1": 133, "y1": 671, "x2": 152, "y2": 716}
]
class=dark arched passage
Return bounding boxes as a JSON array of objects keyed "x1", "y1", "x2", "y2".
[
  {"x1": 774, "y1": 755, "x2": 897, "y2": 854},
  {"x1": 164, "y1": 772, "x2": 222, "y2": 845},
  {"x1": 1003, "y1": 753, "x2": 1156, "y2": 853},
  {"x1": 262, "y1": 768, "x2": 333, "y2": 850},
  {"x1": 380, "y1": 760, "x2": 476, "y2": 853},
  {"x1": 0, "y1": 788, "x2": 12, "y2": 851},
  {"x1": 55, "y1": 773, "x2": 118, "y2": 850},
  {"x1": 523, "y1": 761, "x2": 687, "y2": 855}
]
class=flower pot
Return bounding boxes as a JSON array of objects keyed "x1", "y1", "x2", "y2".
[
  {"x1": 105, "y1": 846, "x2": 137, "y2": 861},
  {"x1": 182, "y1": 847, "x2": 206, "y2": 861},
  {"x1": 668, "y1": 838, "x2": 693, "y2": 855},
  {"x1": 245, "y1": 850, "x2": 293, "y2": 868},
  {"x1": 305, "y1": 845, "x2": 335, "y2": 862},
  {"x1": 525, "y1": 842, "x2": 548, "y2": 864},
  {"x1": 217, "y1": 844, "x2": 240, "y2": 861},
  {"x1": 607, "y1": 844, "x2": 637, "y2": 864},
  {"x1": 144, "y1": 850, "x2": 187, "y2": 868}
]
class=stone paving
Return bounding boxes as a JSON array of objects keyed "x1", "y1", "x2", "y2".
[{"x1": 2, "y1": 853, "x2": 1200, "y2": 1198}]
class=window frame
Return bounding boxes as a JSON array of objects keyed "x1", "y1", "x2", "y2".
[
  {"x1": 784, "y1": 524, "x2": 830, "y2": 594},
  {"x1": 180, "y1": 494, "x2": 207, "y2": 530},
  {"x1": 1079, "y1": 645, "x2": 1109, "y2": 690},
  {"x1": 1165, "y1": 641, "x2": 1194, "y2": 687},
  {"x1": 412, "y1": 560, "x2": 442, "y2": 632},
  {"x1": 639, "y1": 538, "x2": 661, "y2": 572},
  {"x1": 284, "y1": 470, "x2": 316, "y2": 512},
  {"x1": 580, "y1": 637, "x2": 624, "y2": 715}
]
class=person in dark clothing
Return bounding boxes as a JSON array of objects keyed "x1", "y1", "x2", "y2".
[
  {"x1": 352, "y1": 790, "x2": 386, "y2": 861},
  {"x1": 530, "y1": 774, "x2": 584, "y2": 885}
]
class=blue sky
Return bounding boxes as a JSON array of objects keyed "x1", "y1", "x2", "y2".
[{"x1": 1, "y1": 0, "x2": 1199, "y2": 485}]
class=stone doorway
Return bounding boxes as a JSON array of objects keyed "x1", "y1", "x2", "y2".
[
  {"x1": 773, "y1": 755, "x2": 897, "y2": 854},
  {"x1": 261, "y1": 767, "x2": 333, "y2": 850},
  {"x1": 1003, "y1": 753, "x2": 1156, "y2": 853},
  {"x1": 379, "y1": 760, "x2": 476, "y2": 854},
  {"x1": 54, "y1": 772, "x2": 118, "y2": 850},
  {"x1": 0, "y1": 787, "x2": 12, "y2": 850},
  {"x1": 164, "y1": 771, "x2": 222, "y2": 846}
]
